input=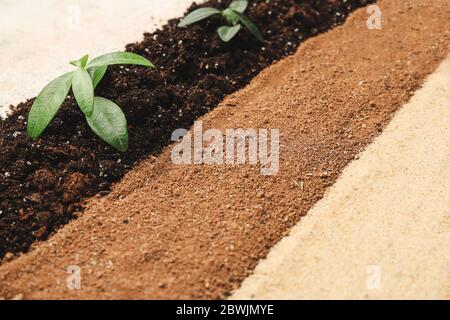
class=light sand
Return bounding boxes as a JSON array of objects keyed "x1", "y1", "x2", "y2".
[
  {"x1": 233, "y1": 57, "x2": 450, "y2": 300},
  {"x1": 0, "y1": 0, "x2": 194, "y2": 117}
]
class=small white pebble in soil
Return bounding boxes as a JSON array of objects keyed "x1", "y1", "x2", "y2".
[
  {"x1": 4, "y1": 172, "x2": 10, "y2": 178},
  {"x1": 178, "y1": 40, "x2": 183, "y2": 45}
]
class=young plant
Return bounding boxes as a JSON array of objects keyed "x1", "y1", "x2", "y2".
[
  {"x1": 27, "y1": 52, "x2": 155, "y2": 152},
  {"x1": 178, "y1": 0, "x2": 264, "y2": 43}
]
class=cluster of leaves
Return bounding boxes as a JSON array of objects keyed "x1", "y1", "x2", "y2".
[
  {"x1": 178, "y1": 0, "x2": 264, "y2": 42},
  {"x1": 27, "y1": 52, "x2": 155, "y2": 152}
]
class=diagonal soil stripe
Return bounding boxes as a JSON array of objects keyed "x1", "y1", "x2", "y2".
[
  {"x1": 232, "y1": 56, "x2": 450, "y2": 300},
  {"x1": 0, "y1": 0, "x2": 448, "y2": 299}
]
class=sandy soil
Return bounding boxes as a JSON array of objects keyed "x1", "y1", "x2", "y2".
[
  {"x1": 0, "y1": 0, "x2": 448, "y2": 299},
  {"x1": 0, "y1": 0, "x2": 194, "y2": 117},
  {"x1": 232, "y1": 56, "x2": 450, "y2": 300}
]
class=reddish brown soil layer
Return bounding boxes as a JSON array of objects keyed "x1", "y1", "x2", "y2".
[
  {"x1": 0, "y1": 0, "x2": 448, "y2": 300},
  {"x1": 0, "y1": 0, "x2": 373, "y2": 259}
]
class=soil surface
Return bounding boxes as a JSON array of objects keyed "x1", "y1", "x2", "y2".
[
  {"x1": 0, "y1": 0, "x2": 448, "y2": 299},
  {"x1": 233, "y1": 57, "x2": 450, "y2": 299},
  {"x1": 0, "y1": 0, "x2": 373, "y2": 259}
]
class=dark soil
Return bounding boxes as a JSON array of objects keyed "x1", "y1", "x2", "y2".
[{"x1": 0, "y1": 0, "x2": 373, "y2": 259}]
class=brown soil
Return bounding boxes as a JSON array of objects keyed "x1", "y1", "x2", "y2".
[
  {"x1": 0, "y1": 0, "x2": 373, "y2": 259},
  {"x1": 0, "y1": 0, "x2": 448, "y2": 299}
]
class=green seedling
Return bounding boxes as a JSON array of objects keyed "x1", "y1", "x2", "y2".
[
  {"x1": 27, "y1": 52, "x2": 155, "y2": 152},
  {"x1": 178, "y1": 0, "x2": 264, "y2": 42}
]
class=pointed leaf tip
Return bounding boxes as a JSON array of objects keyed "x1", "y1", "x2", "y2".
[{"x1": 27, "y1": 72, "x2": 73, "y2": 139}]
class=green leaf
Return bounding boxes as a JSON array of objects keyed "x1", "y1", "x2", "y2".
[
  {"x1": 86, "y1": 97, "x2": 128, "y2": 152},
  {"x1": 27, "y1": 72, "x2": 73, "y2": 139},
  {"x1": 229, "y1": 0, "x2": 248, "y2": 13},
  {"x1": 72, "y1": 68, "x2": 94, "y2": 117},
  {"x1": 70, "y1": 54, "x2": 89, "y2": 68},
  {"x1": 178, "y1": 7, "x2": 221, "y2": 27},
  {"x1": 217, "y1": 24, "x2": 242, "y2": 42},
  {"x1": 87, "y1": 52, "x2": 155, "y2": 69},
  {"x1": 88, "y1": 65, "x2": 108, "y2": 90},
  {"x1": 222, "y1": 8, "x2": 240, "y2": 25},
  {"x1": 234, "y1": 11, "x2": 264, "y2": 42}
]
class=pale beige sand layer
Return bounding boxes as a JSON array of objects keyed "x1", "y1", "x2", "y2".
[
  {"x1": 0, "y1": 0, "x2": 194, "y2": 117},
  {"x1": 232, "y1": 57, "x2": 450, "y2": 300}
]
